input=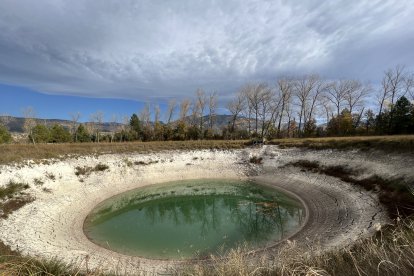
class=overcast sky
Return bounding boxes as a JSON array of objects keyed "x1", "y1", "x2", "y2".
[{"x1": 1, "y1": 0, "x2": 413, "y2": 104}]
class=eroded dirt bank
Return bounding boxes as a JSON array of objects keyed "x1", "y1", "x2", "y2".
[{"x1": 1, "y1": 146, "x2": 412, "y2": 274}]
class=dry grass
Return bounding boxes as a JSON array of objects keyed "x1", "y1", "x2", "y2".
[
  {"x1": 0, "y1": 181, "x2": 29, "y2": 200},
  {"x1": 0, "y1": 140, "x2": 248, "y2": 165},
  {"x1": 75, "y1": 163, "x2": 109, "y2": 177},
  {"x1": 180, "y1": 217, "x2": 414, "y2": 276},
  {"x1": 269, "y1": 135, "x2": 414, "y2": 152}
]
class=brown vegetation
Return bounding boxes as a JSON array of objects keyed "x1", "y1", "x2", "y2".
[
  {"x1": 270, "y1": 135, "x2": 414, "y2": 152},
  {"x1": 75, "y1": 163, "x2": 109, "y2": 177},
  {"x1": 0, "y1": 140, "x2": 248, "y2": 165}
]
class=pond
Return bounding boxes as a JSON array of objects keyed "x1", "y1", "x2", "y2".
[{"x1": 84, "y1": 179, "x2": 305, "y2": 259}]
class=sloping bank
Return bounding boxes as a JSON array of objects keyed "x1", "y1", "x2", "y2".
[{"x1": 1, "y1": 145, "x2": 411, "y2": 274}]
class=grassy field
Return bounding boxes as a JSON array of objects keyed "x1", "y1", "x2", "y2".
[
  {"x1": 1, "y1": 135, "x2": 414, "y2": 166},
  {"x1": 269, "y1": 135, "x2": 414, "y2": 152},
  {"x1": 0, "y1": 140, "x2": 248, "y2": 165}
]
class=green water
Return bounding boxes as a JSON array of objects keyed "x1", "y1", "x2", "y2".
[{"x1": 84, "y1": 179, "x2": 305, "y2": 259}]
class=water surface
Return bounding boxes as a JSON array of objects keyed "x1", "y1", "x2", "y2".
[{"x1": 84, "y1": 179, "x2": 305, "y2": 259}]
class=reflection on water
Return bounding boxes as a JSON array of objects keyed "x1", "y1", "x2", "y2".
[{"x1": 84, "y1": 179, "x2": 305, "y2": 259}]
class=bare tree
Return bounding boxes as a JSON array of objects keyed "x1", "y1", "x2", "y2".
[
  {"x1": 166, "y1": 99, "x2": 176, "y2": 124},
  {"x1": 22, "y1": 106, "x2": 37, "y2": 144},
  {"x1": 343, "y1": 80, "x2": 371, "y2": 114},
  {"x1": 245, "y1": 83, "x2": 269, "y2": 135},
  {"x1": 227, "y1": 92, "x2": 245, "y2": 133},
  {"x1": 404, "y1": 73, "x2": 414, "y2": 101},
  {"x1": 320, "y1": 95, "x2": 334, "y2": 126},
  {"x1": 90, "y1": 111, "x2": 104, "y2": 143},
  {"x1": 326, "y1": 80, "x2": 351, "y2": 116},
  {"x1": 190, "y1": 99, "x2": 201, "y2": 128},
  {"x1": 118, "y1": 115, "x2": 130, "y2": 142},
  {"x1": 154, "y1": 105, "x2": 160, "y2": 125},
  {"x1": 240, "y1": 84, "x2": 255, "y2": 134},
  {"x1": 293, "y1": 75, "x2": 319, "y2": 135},
  {"x1": 196, "y1": 89, "x2": 207, "y2": 135},
  {"x1": 179, "y1": 99, "x2": 191, "y2": 121},
  {"x1": 109, "y1": 114, "x2": 118, "y2": 143},
  {"x1": 307, "y1": 77, "x2": 328, "y2": 123},
  {"x1": 208, "y1": 91, "x2": 217, "y2": 130},
  {"x1": 276, "y1": 78, "x2": 293, "y2": 137},
  {"x1": 260, "y1": 87, "x2": 281, "y2": 138},
  {"x1": 384, "y1": 65, "x2": 406, "y2": 106},
  {"x1": 378, "y1": 65, "x2": 411, "y2": 114},
  {"x1": 69, "y1": 112, "x2": 81, "y2": 142},
  {"x1": 140, "y1": 103, "x2": 152, "y2": 140}
]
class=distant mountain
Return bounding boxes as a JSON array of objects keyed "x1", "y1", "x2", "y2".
[
  {"x1": 0, "y1": 116, "x2": 121, "y2": 133},
  {"x1": 0, "y1": 114, "x2": 259, "y2": 134}
]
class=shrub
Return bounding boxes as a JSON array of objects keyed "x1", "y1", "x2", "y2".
[
  {"x1": 249, "y1": 156, "x2": 263, "y2": 164},
  {"x1": 0, "y1": 181, "x2": 29, "y2": 200}
]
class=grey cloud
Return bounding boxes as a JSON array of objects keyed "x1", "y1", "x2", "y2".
[{"x1": 0, "y1": 0, "x2": 413, "y2": 101}]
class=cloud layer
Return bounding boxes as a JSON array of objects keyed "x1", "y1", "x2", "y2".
[{"x1": 0, "y1": 0, "x2": 413, "y2": 101}]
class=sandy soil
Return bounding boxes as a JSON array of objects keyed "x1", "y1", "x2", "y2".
[{"x1": 1, "y1": 146, "x2": 410, "y2": 274}]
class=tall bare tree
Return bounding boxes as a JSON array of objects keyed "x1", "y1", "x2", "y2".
[
  {"x1": 90, "y1": 111, "x2": 104, "y2": 143},
  {"x1": 293, "y1": 75, "x2": 319, "y2": 135},
  {"x1": 320, "y1": 95, "x2": 334, "y2": 126},
  {"x1": 22, "y1": 106, "x2": 36, "y2": 144},
  {"x1": 326, "y1": 80, "x2": 351, "y2": 116},
  {"x1": 196, "y1": 89, "x2": 207, "y2": 135},
  {"x1": 262, "y1": 88, "x2": 282, "y2": 138},
  {"x1": 404, "y1": 73, "x2": 414, "y2": 101},
  {"x1": 227, "y1": 91, "x2": 245, "y2": 133},
  {"x1": 208, "y1": 91, "x2": 217, "y2": 130},
  {"x1": 166, "y1": 99, "x2": 176, "y2": 124},
  {"x1": 276, "y1": 78, "x2": 293, "y2": 137},
  {"x1": 69, "y1": 112, "x2": 81, "y2": 142},
  {"x1": 190, "y1": 99, "x2": 201, "y2": 128},
  {"x1": 245, "y1": 83, "x2": 269, "y2": 135},
  {"x1": 240, "y1": 84, "x2": 255, "y2": 134},
  {"x1": 378, "y1": 65, "x2": 411, "y2": 114},
  {"x1": 179, "y1": 99, "x2": 191, "y2": 122},
  {"x1": 343, "y1": 80, "x2": 371, "y2": 114},
  {"x1": 109, "y1": 114, "x2": 119, "y2": 143}
]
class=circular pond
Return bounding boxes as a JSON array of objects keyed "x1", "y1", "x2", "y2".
[{"x1": 84, "y1": 179, "x2": 305, "y2": 259}]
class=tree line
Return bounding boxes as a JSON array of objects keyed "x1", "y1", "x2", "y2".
[
  {"x1": 0, "y1": 65, "x2": 413, "y2": 144},
  {"x1": 226, "y1": 65, "x2": 414, "y2": 139}
]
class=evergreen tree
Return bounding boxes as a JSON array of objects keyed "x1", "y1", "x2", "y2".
[
  {"x1": 49, "y1": 124, "x2": 72, "y2": 143},
  {"x1": 389, "y1": 96, "x2": 412, "y2": 134},
  {"x1": 0, "y1": 125, "x2": 12, "y2": 143},
  {"x1": 76, "y1": 124, "x2": 91, "y2": 142},
  {"x1": 30, "y1": 124, "x2": 50, "y2": 143},
  {"x1": 129, "y1": 114, "x2": 142, "y2": 140}
]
